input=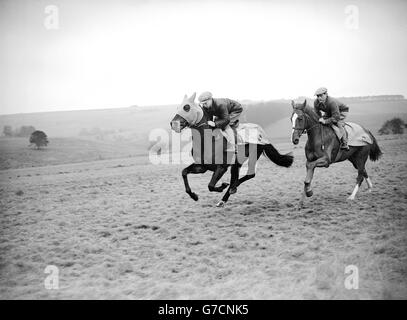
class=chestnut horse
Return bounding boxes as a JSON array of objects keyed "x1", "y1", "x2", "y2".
[{"x1": 291, "y1": 100, "x2": 382, "y2": 207}]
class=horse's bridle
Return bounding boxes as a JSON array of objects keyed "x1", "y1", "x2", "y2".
[{"x1": 292, "y1": 111, "x2": 325, "y2": 150}]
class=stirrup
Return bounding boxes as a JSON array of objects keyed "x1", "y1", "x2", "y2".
[{"x1": 340, "y1": 143, "x2": 349, "y2": 150}]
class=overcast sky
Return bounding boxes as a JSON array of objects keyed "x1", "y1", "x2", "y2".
[{"x1": 1, "y1": 0, "x2": 406, "y2": 114}]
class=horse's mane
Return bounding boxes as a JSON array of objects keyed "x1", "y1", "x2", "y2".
[{"x1": 303, "y1": 105, "x2": 320, "y2": 122}]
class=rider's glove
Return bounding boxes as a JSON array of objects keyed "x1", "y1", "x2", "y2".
[
  {"x1": 207, "y1": 121, "x2": 216, "y2": 128},
  {"x1": 319, "y1": 118, "x2": 327, "y2": 125}
]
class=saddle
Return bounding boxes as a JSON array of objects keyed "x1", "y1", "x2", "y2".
[
  {"x1": 227, "y1": 123, "x2": 271, "y2": 145},
  {"x1": 330, "y1": 122, "x2": 373, "y2": 146}
]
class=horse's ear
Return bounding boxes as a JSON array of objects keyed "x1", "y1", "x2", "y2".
[
  {"x1": 303, "y1": 99, "x2": 307, "y2": 107},
  {"x1": 291, "y1": 100, "x2": 295, "y2": 108},
  {"x1": 183, "y1": 94, "x2": 188, "y2": 100},
  {"x1": 189, "y1": 92, "x2": 196, "y2": 102}
]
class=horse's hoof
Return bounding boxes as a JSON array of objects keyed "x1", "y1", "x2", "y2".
[
  {"x1": 216, "y1": 201, "x2": 225, "y2": 208},
  {"x1": 229, "y1": 187, "x2": 237, "y2": 195},
  {"x1": 347, "y1": 196, "x2": 355, "y2": 201},
  {"x1": 190, "y1": 193, "x2": 199, "y2": 201},
  {"x1": 305, "y1": 190, "x2": 313, "y2": 197},
  {"x1": 220, "y1": 182, "x2": 229, "y2": 189}
]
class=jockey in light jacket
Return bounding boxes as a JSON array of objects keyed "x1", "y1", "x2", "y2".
[
  {"x1": 314, "y1": 87, "x2": 350, "y2": 150},
  {"x1": 198, "y1": 91, "x2": 243, "y2": 152}
]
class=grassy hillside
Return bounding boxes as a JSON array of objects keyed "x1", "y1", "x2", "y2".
[
  {"x1": 0, "y1": 105, "x2": 177, "y2": 138},
  {"x1": 1, "y1": 98, "x2": 406, "y2": 169},
  {"x1": 0, "y1": 137, "x2": 149, "y2": 170},
  {"x1": 1, "y1": 99, "x2": 406, "y2": 140}
]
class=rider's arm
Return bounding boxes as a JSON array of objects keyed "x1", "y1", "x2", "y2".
[
  {"x1": 229, "y1": 99, "x2": 243, "y2": 114},
  {"x1": 314, "y1": 100, "x2": 322, "y2": 118},
  {"x1": 325, "y1": 101, "x2": 341, "y2": 125},
  {"x1": 214, "y1": 104, "x2": 231, "y2": 130}
]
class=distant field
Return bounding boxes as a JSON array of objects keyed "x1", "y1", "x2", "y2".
[
  {"x1": 1, "y1": 98, "x2": 406, "y2": 140},
  {"x1": 0, "y1": 137, "x2": 149, "y2": 170},
  {"x1": 1, "y1": 99, "x2": 406, "y2": 170}
]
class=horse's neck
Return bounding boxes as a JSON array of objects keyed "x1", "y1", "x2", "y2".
[
  {"x1": 305, "y1": 113, "x2": 337, "y2": 155},
  {"x1": 191, "y1": 108, "x2": 206, "y2": 128},
  {"x1": 304, "y1": 106, "x2": 319, "y2": 128},
  {"x1": 190, "y1": 112, "x2": 226, "y2": 157}
]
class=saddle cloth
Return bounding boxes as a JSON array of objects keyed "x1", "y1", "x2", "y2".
[
  {"x1": 218, "y1": 123, "x2": 271, "y2": 145},
  {"x1": 331, "y1": 122, "x2": 373, "y2": 146},
  {"x1": 236, "y1": 123, "x2": 271, "y2": 145}
]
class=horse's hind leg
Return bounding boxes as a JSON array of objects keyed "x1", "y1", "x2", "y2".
[
  {"x1": 235, "y1": 144, "x2": 261, "y2": 187},
  {"x1": 366, "y1": 176, "x2": 373, "y2": 192},
  {"x1": 348, "y1": 151, "x2": 369, "y2": 200},
  {"x1": 182, "y1": 163, "x2": 207, "y2": 201}
]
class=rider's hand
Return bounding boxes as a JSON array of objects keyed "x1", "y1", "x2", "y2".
[
  {"x1": 207, "y1": 121, "x2": 216, "y2": 128},
  {"x1": 319, "y1": 118, "x2": 326, "y2": 125}
]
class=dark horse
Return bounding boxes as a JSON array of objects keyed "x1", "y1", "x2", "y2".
[
  {"x1": 170, "y1": 93, "x2": 294, "y2": 207},
  {"x1": 291, "y1": 100, "x2": 382, "y2": 206}
]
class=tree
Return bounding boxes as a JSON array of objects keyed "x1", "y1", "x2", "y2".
[
  {"x1": 16, "y1": 125, "x2": 36, "y2": 137},
  {"x1": 29, "y1": 130, "x2": 49, "y2": 149},
  {"x1": 379, "y1": 118, "x2": 405, "y2": 135},
  {"x1": 3, "y1": 125, "x2": 13, "y2": 137}
]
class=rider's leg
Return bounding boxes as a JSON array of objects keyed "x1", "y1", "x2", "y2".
[
  {"x1": 223, "y1": 125, "x2": 236, "y2": 153},
  {"x1": 338, "y1": 114, "x2": 349, "y2": 149}
]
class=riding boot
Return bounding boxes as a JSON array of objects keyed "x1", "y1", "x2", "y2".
[
  {"x1": 224, "y1": 126, "x2": 236, "y2": 153},
  {"x1": 338, "y1": 121, "x2": 349, "y2": 150},
  {"x1": 340, "y1": 135, "x2": 349, "y2": 150}
]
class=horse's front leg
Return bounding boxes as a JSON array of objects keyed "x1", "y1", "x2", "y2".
[
  {"x1": 217, "y1": 163, "x2": 241, "y2": 207},
  {"x1": 300, "y1": 156, "x2": 330, "y2": 206},
  {"x1": 208, "y1": 165, "x2": 229, "y2": 192},
  {"x1": 182, "y1": 163, "x2": 207, "y2": 201}
]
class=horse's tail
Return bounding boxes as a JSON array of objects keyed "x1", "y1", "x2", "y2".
[
  {"x1": 262, "y1": 144, "x2": 294, "y2": 167},
  {"x1": 367, "y1": 131, "x2": 383, "y2": 161}
]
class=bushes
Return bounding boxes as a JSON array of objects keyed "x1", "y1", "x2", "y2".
[{"x1": 378, "y1": 118, "x2": 405, "y2": 135}]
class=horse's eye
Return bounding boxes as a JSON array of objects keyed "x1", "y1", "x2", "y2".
[{"x1": 183, "y1": 105, "x2": 190, "y2": 112}]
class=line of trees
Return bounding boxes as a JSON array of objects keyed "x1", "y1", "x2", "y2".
[{"x1": 3, "y1": 125, "x2": 36, "y2": 137}]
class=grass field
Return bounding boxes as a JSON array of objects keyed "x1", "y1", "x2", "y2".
[
  {"x1": 0, "y1": 134, "x2": 406, "y2": 299},
  {"x1": 0, "y1": 137, "x2": 149, "y2": 170}
]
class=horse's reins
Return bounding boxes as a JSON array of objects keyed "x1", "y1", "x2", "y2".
[{"x1": 293, "y1": 113, "x2": 325, "y2": 151}]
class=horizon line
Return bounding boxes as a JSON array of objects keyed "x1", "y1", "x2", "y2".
[{"x1": 0, "y1": 94, "x2": 405, "y2": 117}]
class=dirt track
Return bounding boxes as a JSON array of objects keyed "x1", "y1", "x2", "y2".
[{"x1": 1, "y1": 136, "x2": 406, "y2": 299}]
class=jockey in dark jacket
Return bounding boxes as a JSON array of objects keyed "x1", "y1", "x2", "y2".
[
  {"x1": 314, "y1": 87, "x2": 350, "y2": 150},
  {"x1": 198, "y1": 91, "x2": 243, "y2": 152}
]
